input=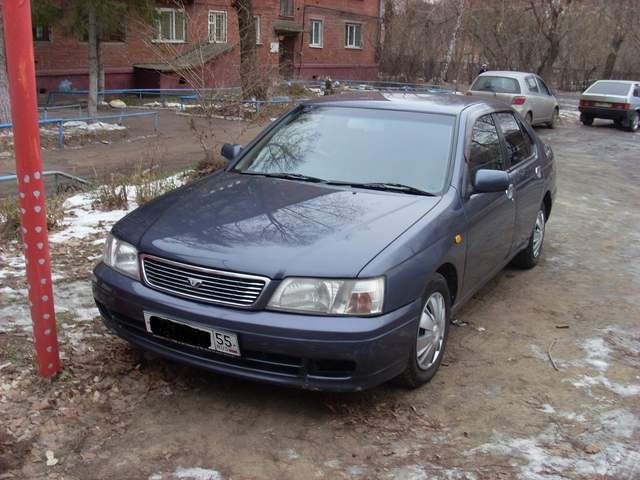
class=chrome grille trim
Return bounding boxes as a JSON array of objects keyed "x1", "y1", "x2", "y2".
[{"x1": 140, "y1": 254, "x2": 270, "y2": 307}]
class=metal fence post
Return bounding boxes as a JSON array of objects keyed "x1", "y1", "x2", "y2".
[{"x1": 58, "y1": 121, "x2": 64, "y2": 148}]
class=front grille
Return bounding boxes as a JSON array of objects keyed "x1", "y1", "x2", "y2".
[{"x1": 141, "y1": 255, "x2": 269, "y2": 307}]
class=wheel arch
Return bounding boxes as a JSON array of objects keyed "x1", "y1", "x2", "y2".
[
  {"x1": 543, "y1": 191, "x2": 552, "y2": 221},
  {"x1": 436, "y1": 263, "x2": 458, "y2": 305}
]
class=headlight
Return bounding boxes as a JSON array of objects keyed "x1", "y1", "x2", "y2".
[
  {"x1": 102, "y1": 233, "x2": 140, "y2": 280},
  {"x1": 267, "y1": 277, "x2": 384, "y2": 315}
]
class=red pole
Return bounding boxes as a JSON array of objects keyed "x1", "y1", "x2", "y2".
[{"x1": 3, "y1": 0, "x2": 60, "y2": 377}]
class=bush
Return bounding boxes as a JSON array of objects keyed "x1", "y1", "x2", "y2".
[
  {"x1": 0, "y1": 195, "x2": 65, "y2": 241},
  {"x1": 91, "y1": 174, "x2": 129, "y2": 211},
  {"x1": 132, "y1": 166, "x2": 180, "y2": 206}
]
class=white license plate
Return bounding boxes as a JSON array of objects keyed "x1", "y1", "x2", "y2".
[
  {"x1": 595, "y1": 102, "x2": 612, "y2": 108},
  {"x1": 210, "y1": 329, "x2": 240, "y2": 357}
]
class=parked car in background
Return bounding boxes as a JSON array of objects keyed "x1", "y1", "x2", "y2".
[
  {"x1": 93, "y1": 93, "x2": 556, "y2": 392},
  {"x1": 579, "y1": 80, "x2": 640, "y2": 131},
  {"x1": 467, "y1": 71, "x2": 559, "y2": 128}
]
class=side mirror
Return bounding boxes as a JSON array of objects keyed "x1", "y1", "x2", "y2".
[
  {"x1": 221, "y1": 143, "x2": 242, "y2": 161},
  {"x1": 473, "y1": 169, "x2": 510, "y2": 193}
]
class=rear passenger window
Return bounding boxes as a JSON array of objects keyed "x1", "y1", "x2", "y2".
[
  {"x1": 468, "y1": 115, "x2": 505, "y2": 173},
  {"x1": 526, "y1": 77, "x2": 539, "y2": 93},
  {"x1": 494, "y1": 112, "x2": 533, "y2": 166}
]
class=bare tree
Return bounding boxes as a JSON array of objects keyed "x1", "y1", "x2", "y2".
[
  {"x1": 438, "y1": 0, "x2": 466, "y2": 84},
  {"x1": 233, "y1": 0, "x2": 265, "y2": 99},
  {"x1": 527, "y1": 0, "x2": 572, "y2": 79},
  {"x1": 0, "y1": 5, "x2": 12, "y2": 124}
]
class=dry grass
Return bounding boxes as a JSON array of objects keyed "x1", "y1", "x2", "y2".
[
  {"x1": 91, "y1": 174, "x2": 129, "y2": 211},
  {"x1": 187, "y1": 157, "x2": 228, "y2": 182},
  {"x1": 0, "y1": 195, "x2": 65, "y2": 241}
]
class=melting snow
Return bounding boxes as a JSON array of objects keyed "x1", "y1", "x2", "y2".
[
  {"x1": 149, "y1": 467, "x2": 223, "y2": 480},
  {"x1": 63, "y1": 120, "x2": 126, "y2": 131}
]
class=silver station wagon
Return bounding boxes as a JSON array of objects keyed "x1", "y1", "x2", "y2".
[{"x1": 468, "y1": 71, "x2": 559, "y2": 128}]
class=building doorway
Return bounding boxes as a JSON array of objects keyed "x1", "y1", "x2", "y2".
[{"x1": 279, "y1": 35, "x2": 296, "y2": 79}]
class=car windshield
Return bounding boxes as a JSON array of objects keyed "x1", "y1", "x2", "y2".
[
  {"x1": 471, "y1": 76, "x2": 521, "y2": 94},
  {"x1": 233, "y1": 106, "x2": 455, "y2": 194},
  {"x1": 586, "y1": 81, "x2": 631, "y2": 96}
]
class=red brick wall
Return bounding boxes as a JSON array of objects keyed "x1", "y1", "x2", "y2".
[{"x1": 34, "y1": 0, "x2": 380, "y2": 92}]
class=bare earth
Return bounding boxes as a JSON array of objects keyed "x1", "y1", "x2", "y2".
[{"x1": 1, "y1": 111, "x2": 639, "y2": 480}]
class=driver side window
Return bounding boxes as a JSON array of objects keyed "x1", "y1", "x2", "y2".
[{"x1": 468, "y1": 114, "x2": 506, "y2": 175}]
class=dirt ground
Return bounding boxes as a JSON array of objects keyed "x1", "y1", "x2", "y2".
[{"x1": 1, "y1": 109, "x2": 640, "y2": 480}]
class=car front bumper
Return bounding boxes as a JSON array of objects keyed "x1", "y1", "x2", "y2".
[{"x1": 92, "y1": 263, "x2": 419, "y2": 392}]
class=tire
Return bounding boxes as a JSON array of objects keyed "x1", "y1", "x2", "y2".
[
  {"x1": 625, "y1": 111, "x2": 639, "y2": 132},
  {"x1": 512, "y1": 207, "x2": 546, "y2": 269},
  {"x1": 614, "y1": 119, "x2": 623, "y2": 128},
  {"x1": 580, "y1": 113, "x2": 593, "y2": 126},
  {"x1": 396, "y1": 274, "x2": 451, "y2": 389},
  {"x1": 546, "y1": 108, "x2": 559, "y2": 129},
  {"x1": 525, "y1": 112, "x2": 533, "y2": 125}
]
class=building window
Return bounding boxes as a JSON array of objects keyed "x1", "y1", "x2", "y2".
[
  {"x1": 33, "y1": 25, "x2": 53, "y2": 42},
  {"x1": 208, "y1": 11, "x2": 227, "y2": 43},
  {"x1": 309, "y1": 20, "x2": 323, "y2": 48},
  {"x1": 345, "y1": 23, "x2": 362, "y2": 49},
  {"x1": 155, "y1": 8, "x2": 185, "y2": 43},
  {"x1": 254, "y1": 15, "x2": 261, "y2": 44},
  {"x1": 280, "y1": 0, "x2": 293, "y2": 17}
]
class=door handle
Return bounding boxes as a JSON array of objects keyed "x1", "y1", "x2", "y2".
[
  {"x1": 505, "y1": 184, "x2": 514, "y2": 201},
  {"x1": 535, "y1": 166, "x2": 542, "y2": 178}
]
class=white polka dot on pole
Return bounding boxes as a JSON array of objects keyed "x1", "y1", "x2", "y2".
[
  {"x1": 23, "y1": 175, "x2": 30, "y2": 183},
  {"x1": 34, "y1": 171, "x2": 41, "y2": 180}
]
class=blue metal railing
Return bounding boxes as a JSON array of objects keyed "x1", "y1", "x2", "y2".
[
  {"x1": 0, "y1": 170, "x2": 88, "y2": 187},
  {"x1": 38, "y1": 103, "x2": 84, "y2": 119},
  {"x1": 0, "y1": 111, "x2": 158, "y2": 148}
]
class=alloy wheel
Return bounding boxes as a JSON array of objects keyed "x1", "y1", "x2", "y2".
[
  {"x1": 416, "y1": 292, "x2": 446, "y2": 370},
  {"x1": 532, "y1": 209, "x2": 545, "y2": 258}
]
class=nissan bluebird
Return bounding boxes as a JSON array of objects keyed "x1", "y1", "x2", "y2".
[{"x1": 93, "y1": 93, "x2": 556, "y2": 391}]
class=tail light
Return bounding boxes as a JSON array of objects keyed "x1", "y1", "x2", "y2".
[
  {"x1": 579, "y1": 99, "x2": 592, "y2": 107},
  {"x1": 512, "y1": 96, "x2": 526, "y2": 105},
  {"x1": 465, "y1": 91, "x2": 472, "y2": 96},
  {"x1": 612, "y1": 102, "x2": 630, "y2": 110}
]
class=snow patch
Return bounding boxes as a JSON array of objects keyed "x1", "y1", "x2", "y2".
[{"x1": 63, "y1": 120, "x2": 126, "y2": 131}]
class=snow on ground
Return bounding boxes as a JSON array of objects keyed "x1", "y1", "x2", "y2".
[
  {"x1": 48, "y1": 190, "x2": 137, "y2": 243},
  {"x1": 62, "y1": 120, "x2": 127, "y2": 132},
  {"x1": 149, "y1": 467, "x2": 224, "y2": 480},
  {"x1": 1, "y1": 174, "x2": 188, "y2": 332}
]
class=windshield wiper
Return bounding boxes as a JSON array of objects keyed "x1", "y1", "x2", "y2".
[
  {"x1": 240, "y1": 171, "x2": 327, "y2": 183},
  {"x1": 327, "y1": 181, "x2": 436, "y2": 196}
]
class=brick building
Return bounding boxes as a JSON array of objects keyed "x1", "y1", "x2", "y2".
[{"x1": 33, "y1": 0, "x2": 382, "y2": 93}]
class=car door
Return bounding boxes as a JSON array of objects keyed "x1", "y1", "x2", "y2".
[
  {"x1": 461, "y1": 114, "x2": 516, "y2": 296},
  {"x1": 494, "y1": 112, "x2": 544, "y2": 250},
  {"x1": 535, "y1": 77, "x2": 557, "y2": 121},
  {"x1": 632, "y1": 84, "x2": 640, "y2": 110},
  {"x1": 524, "y1": 75, "x2": 543, "y2": 122}
]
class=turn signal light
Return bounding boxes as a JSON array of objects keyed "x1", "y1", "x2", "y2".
[{"x1": 512, "y1": 96, "x2": 526, "y2": 105}]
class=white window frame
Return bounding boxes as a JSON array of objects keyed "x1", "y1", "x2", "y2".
[
  {"x1": 309, "y1": 19, "x2": 323, "y2": 48},
  {"x1": 34, "y1": 24, "x2": 53, "y2": 42},
  {"x1": 254, "y1": 15, "x2": 261, "y2": 44},
  {"x1": 154, "y1": 8, "x2": 186, "y2": 43},
  {"x1": 345, "y1": 22, "x2": 363, "y2": 49},
  {"x1": 208, "y1": 10, "x2": 228, "y2": 43}
]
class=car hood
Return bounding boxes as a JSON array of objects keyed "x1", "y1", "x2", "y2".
[{"x1": 116, "y1": 172, "x2": 441, "y2": 278}]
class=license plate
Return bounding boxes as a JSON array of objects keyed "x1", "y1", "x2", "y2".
[
  {"x1": 595, "y1": 102, "x2": 612, "y2": 108},
  {"x1": 144, "y1": 312, "x2": 241, "y2": 357}
]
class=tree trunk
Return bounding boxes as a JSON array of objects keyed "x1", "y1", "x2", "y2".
[
  {"x1": 98, "y1": 38, "x2": 105, "y2": 93},
  {"x1": 602, "y1": 30, "x2": 625, "y2": 79},
  {"x1": 0, "y1": 5, "x2": 12, "y2": 124},
  {"x1": 439, "y1": 0, "x2": 465, "y2": 84},
  {"x1": 87, "y1": 3, "x2": 99, "y2": 116},
  {"x1": 233, "y1": 0, "x2": 262, "y2": 99},
  {"x1": 537, "y1": 35, "x2": 560, "y2": 80}
]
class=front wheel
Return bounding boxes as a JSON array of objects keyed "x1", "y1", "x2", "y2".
[
  {"x1": 397, "y1": 274, "x2": 451, "y2": 389},
  {"x1": 512, "y1": 207, "x2": 546, "y2": 269},
  {"x1": 546, "y1": 108, "x2": 559, "y2": 129}
]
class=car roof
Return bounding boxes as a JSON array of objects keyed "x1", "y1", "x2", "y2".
[
  {"x1": 590, "y1": 79, "x2": 639, "y2": 84},
  {"x1": 301, "y1": 92, "x2": 506, "y2": 116},
  {"x1": 477, "y1": 71, "x2": 534, "y2": 80}
]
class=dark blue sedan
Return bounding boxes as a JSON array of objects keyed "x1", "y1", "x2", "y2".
[{"x1": 93, "y1": 93, "x2": 556, "y2": 391}]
